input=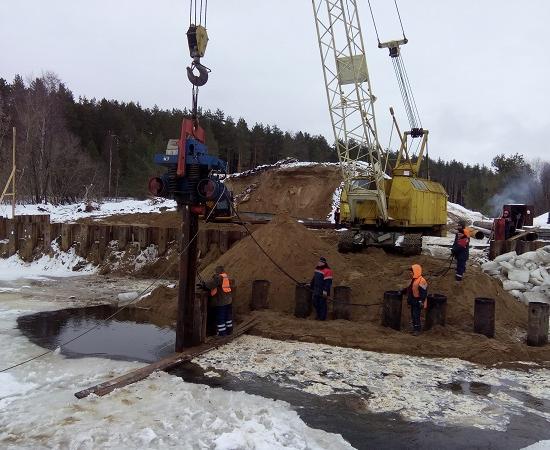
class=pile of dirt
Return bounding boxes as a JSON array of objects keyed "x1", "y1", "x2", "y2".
[
  {"x1": 200, "y1": 213, "x2": 347, "y2": 315},
  {"x1": 133, "y1": 284, "x2": 178, "y2": 327},
  {"x1": 136, "y1": 213, "x2": 550, "y2": 364},
  {"x1": 227, "y1": 164, "x2": 342, "y2": 219}
]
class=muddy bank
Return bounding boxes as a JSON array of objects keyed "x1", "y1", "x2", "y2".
[
  {"x1": 249, "y1": 311, "x2": 549, "y2": 365},
  {"x1": 134, "y1": 215, "x2": 548, "y2": 365}
]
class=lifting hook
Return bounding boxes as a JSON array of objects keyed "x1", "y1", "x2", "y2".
[{"x1": 187, "y1": 58, "x2": 210, "y2": 87}]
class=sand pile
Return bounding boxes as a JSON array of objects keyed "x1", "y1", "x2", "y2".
[
  {"x1": 200, "y1": 213, "x2": 347, "y2": 315},
  {"x1": 227, "y1": 164, "x2": 342, "y2": 219}
]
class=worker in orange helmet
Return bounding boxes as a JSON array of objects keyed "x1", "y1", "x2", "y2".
[
  {"x1": 402, "y1": 264, "x2": 428, "y2": 336},
  {"x1": 203, "y1": 265, "x2": 233, "y2": 336}
]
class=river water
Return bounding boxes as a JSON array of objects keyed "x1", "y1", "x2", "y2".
[{"x1": 14, "y1": 299, "x2": 550, "y2": 450}]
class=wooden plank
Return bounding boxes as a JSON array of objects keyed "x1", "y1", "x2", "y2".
[
  {"x1": 74, "y1": 317, "x2": 256, "y2": 399},
  {"x1": 509, "y1": 228, "x2": 540, "y2": 241},
  {"x1": 61, "y1": 223, "x2": 72, "y2": 251}
]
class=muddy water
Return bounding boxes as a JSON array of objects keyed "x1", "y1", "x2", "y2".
[
  {"x1": 17, "y1": 306, "x2": 175, "y2": 362},
  {"x1": 16, "y1": 306, "x2": 550, "y2": 450}
]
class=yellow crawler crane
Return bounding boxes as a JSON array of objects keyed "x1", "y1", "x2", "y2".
[
  {"x1": 311, "y1": 0, "x2": 447, "y2": 255},
  {"x1": 338, "y1": 108, "x2": 447, "y2": 254}
]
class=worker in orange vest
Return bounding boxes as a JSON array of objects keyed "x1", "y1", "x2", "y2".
[
  {"x1": 451, "y1": 221, "x2": 470, "y2": 282},
  {"x1": 402, "y1": 264, "x2": 428, "y2": 336},
  {"x1": 203, "y1": 265, "x2": 233, "y2": 336}
]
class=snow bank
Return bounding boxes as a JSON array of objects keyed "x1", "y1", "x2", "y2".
[
  {"x1": 524, "y1": 441, "x2": 550, "y2": 450},
  {"x1": 195, "y1": 335, "x2": 550, "y2": 432},
  {"x1": 534, "y1": 212, "x2": 550, "y2": 229},
  {"x1": 447, "y1": 201, "x2": 489, "y2": 225},
  {"x1": 0, "y1": 198, "x2": 176, "y2": 222},
  {"x1": 327, "y1": 182, "x2": 344, "y2": 222},
  {"x1": 227, "y1": 158, "x2": 339, "y2": 179},
  {"x1": 0, "y1": 242, "x2": 95, "y2": 281},
  {"x1": 481, "y1": 246, "x2": 550, "y2": 304},
  {"x1": 0, "y1": 302, "x2": 352, "y2": 449}
]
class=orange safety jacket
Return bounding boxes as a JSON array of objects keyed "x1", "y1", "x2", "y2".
[
  {"x1": 456, "y1": 230, "x2": 470, "y2": 249},
  {"x1": 211, "y1": 273, "x2": 232, "y2": 297},
  {"x1": 407, "y1": 264, "x2": 428, "y2": 308}
]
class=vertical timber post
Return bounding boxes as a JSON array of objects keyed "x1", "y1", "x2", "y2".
[
  {"x1": 527, "y1": 302, "x2": 549, "y2": 346},
  {"x1": 250, "y1": 280, "x2": 271, "y2": 310},
  {"x1": 474, "y1": 297, "x2": 495, "y2": 338},
  {"x1": 332, "y1": 286, "x2": 351, "y2": 320},
  {"x1": 382, "y1": 290, "x2": 403, "y2": 331},
  {"x1": 175, "y1": 205, "x2": 200, "y2": 352}
]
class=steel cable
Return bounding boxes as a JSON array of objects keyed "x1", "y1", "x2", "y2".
[{"x1": 231, "y1": 204, "x2": 385, "y2": 309}]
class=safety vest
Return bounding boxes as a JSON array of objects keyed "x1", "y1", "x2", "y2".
[
  {"x1": 411, "y1": 264, "x2": 428, "y2": 298},
  {"x1": 211, "y1": 273, "x2": 231, "y2": 296},
  {"x1": 457, "y1": 230, "x2": 470, "y2": 249},
  {"x1": 412, "y1": 275, "x2": 428, "y2": 298}
]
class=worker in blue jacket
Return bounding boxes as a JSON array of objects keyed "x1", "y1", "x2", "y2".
[{"x1": 310, "y1": 256, "x2": 333, "y2": 320}]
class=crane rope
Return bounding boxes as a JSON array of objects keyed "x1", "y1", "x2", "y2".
[
  {"x1": 367, "y1": 0, "x2": 422, "y2": 134},
  {"x1": 367, "y1": 0, "x2": 382, "y2": 44},
  {"x1": 394, "y1": 0, "x2": 406, "y2": 39}
]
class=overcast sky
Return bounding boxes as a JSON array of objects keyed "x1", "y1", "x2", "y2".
[{"x1": 1, "y1": 0, "x2": 549, "y2": 165}]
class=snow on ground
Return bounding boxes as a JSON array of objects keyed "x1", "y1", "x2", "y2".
[
  {"x1": 0, "y1": 296, "x2": 352, "y2": 449},
  {"x1": 0, "y1": 198, "x2": 177, "y2": 222},
  {"x1": 524, "y1": 441, "x2": 550, "y2": 449},
  {"x1": 447, "y1": 201, "x2": 490, "y2": 225},
  {"x1": 327, "y1": 182, "x2": 344, "y2": 223},
  {"x1": 0, "y1": 242, "x2": 95, "y2": 282},
  {"x1": 535, "y1": 212, "x2": 550, "y2": 229},
  {"x1": 195, "y1": 336, "x2": 550, "y2": 432}
]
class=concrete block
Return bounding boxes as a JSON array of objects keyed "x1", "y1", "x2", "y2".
[
  {"x1": 519, "y1": 251, "x2": 541, "y2": 263},
  {"x1": 499, "y1": 261, "x2": 515, "y2": 272},
  {"x1": 494, "y1": 251, "x2": 517, "y2": 263},
  {"x1": 502, "y1": 280, "x2": 527, "y2": 291},
  {"x1": 508, "y1": 269, "x2": 530, "y2": 283},
  {"x1": 481, "y1": 261, "x2": 500, "y2": 272},
  {"x1": 523, "y1": 291, "x2": 550, "y2": 304},
  {"x1": 535, "y1": 249, "x2": 550, "y2": 264}
]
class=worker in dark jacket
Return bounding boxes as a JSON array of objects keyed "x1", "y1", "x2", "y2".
[
  {"x1": 452, "y1": 222, "x2": 470, "y2": 282},
  {"x1": 502, "y1": 210, "x2": 514, "y2": 239},
  {"x1": 402, "y1": 264, "x2": 428, "y2": 335},
  {"x1": 204, "y1": 265, "x2": 233, "y2": 336},
  {"x1": 310, "y1": 256, "x2": 333, "y2": 321}
]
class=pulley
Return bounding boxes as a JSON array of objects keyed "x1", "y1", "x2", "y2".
[{"x1": 187, "y1": 24, "x2": 208, "y2": 58}]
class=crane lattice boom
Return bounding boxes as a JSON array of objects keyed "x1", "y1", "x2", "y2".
[{"x1": 312, "y1": 0, "x2": 388, "y2": 222}]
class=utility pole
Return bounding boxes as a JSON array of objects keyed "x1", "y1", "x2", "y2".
[
  {"x1": 0, "y1": 127, "x2": 16, "y2": 218},
  {"x1": 11, "y1": 127, "x2": 15, "y2": 218},
  {"x1": 108, "y1": 133, "x2": 113, "y2": 198}
]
